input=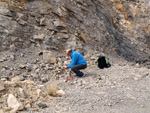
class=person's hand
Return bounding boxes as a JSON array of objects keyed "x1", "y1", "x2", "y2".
[{"x1": 63, "y1": 66, "x2": 67, "y2": 69}]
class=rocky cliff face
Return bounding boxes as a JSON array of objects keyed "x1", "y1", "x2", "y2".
[
  {"x1": 0, "y1": 0, "x2": 150, "y2": 113},
  {"x1": 0, "y1": 0, "x2": 150, "y2": 66}
]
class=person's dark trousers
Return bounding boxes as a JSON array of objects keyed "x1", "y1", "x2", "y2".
[{"x1": 71, "y1": 64, "x2": 87, "y2": 77}]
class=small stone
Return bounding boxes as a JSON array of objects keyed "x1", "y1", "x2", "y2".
[
  {"x1": 25, "y1": 103, "x2": 31, "y2": 108},
  {"x1": 18, "y1": 19, "x2": 27, "y2": 25},
  {"x1": 53, "y1": 20, "x2": 67, "y2": 27},
  {"x1": 0, "y1": 109, "x2": 4, "y2": 113},
  {"x1": 121, "y1": 100, "x2": 124, "y2": 102},
  {"x1": 126, "y1": 94, "x2": 136, "y2": 100},
  {"x1": 40, "y1": 17, "x2": 46, "y2": 25},
  {"x1": 19, "y1": 64, "x2": 26, "y2": 69},
  {"x1": 140, "y1": 104, "x2": 144, "y2": 108},
  {"x1": 57, "y1": 33, "x2": 69, "y2": 39},
  {"x1": 16, "y1": 12, "x2": 27, "y2": 21},
  {"x1": 64, "y1": 61, "x2": 70, "y2": 65},
  {"x1": 0, "y1": 57, "x2": 7, "y2": 62},
  {"x1": 78, "y1": 81, "x2": 82, "y2": 86},
  {"x1": 12, "y1": 76, "x2": 20, "y2": 83},
  {"x1": 0, "y1": 5, "x2": 12, "y2": 16},
  {"x1": 22, "y1": 80, "x2": 35, "y2": 85},
  {"x1": 56, "y1": 90, "x2": 65, "y2": 96},
  {"x1": 20, "y1": 92, "x2": 27, "y2": 99},
  {"x1": 7, "y1": 94, "x2": 24, "y2": 111},
  {"x1": 41, "y1": 77, "x2": 48, "y2": 83},
  {"x1": 37, "y1": 89, "x2": 42, "y2": 97},
  {"x1": 37, "y1": 102, "x2": 47, "y2": 109},
  {"x1": 20, "y1": 53, "x2": 24, "y2": 57},
  {"x1": 20, "y1": 76, "x2": 25, "y2": 81},
  {"x1": 10, "y1": 55, "x2": 15, "y2": 61},
  {"x1": 19, "y1": 88, "x2": 27, "y2": 99},
  {"x1": 107, "y1": 103, "x2": 112, "y2": 106},
  {"x1": 10, "y1": 44, "x2": 17, "y2": 52},
  {"x1": 81, "y1": 80, "x2": 86, "y2": 85},
  {"x1": 34, "y1": 34, "x2": 45, "y2": 41},
  {"x1": 0, "y1": 80, "x2": 5, "y2": 92},
  {"x1": 135, "y1": 63, "x2": 140, "y2": 67},
  {"x1": 3, "y1": 107, "x2": 11, "y2": 111},
  {"x1": 90, "y1": 56, "x2": 97, "y2": 60}
]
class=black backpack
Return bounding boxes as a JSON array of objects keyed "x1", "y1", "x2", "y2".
[{"x1": 97, "y1": 56, "x2": 111, "y2": 69}]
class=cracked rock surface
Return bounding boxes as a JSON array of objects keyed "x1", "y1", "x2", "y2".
[{"x1": 0, "y1": 0, "x2": 150, "y2": 113}]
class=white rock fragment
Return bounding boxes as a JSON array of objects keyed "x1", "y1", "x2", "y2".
[
  {"x1": 12, "y1": 76, "x2": 20, "y2": 83},
  {"x1": 34, "y1": 34, "x2": 45, "y2": 41},
  {"x1": 0, "y1": 109, "x2": 4, "y2": 113},
  {"x1": 7, "y1": 94, "x2": 24, "y2": 112},
  {"x1": 56, "y1": 90, "x2": 65, "y2": 96}
]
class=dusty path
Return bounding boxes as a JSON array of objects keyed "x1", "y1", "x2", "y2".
[
  {"x1": 1, "y1": 49, "x2": 150, "y2": 113},
  {"x1": 29, "y1": 58, "x2": 150, "y2": 113}
]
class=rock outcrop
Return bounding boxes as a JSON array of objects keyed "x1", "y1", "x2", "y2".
[
  {"x1": 0, "y1": 0, "x2": 149, "y2": 66},
  {"x1": 0, "y1": 0, "x2": 150, "y2": 113}
]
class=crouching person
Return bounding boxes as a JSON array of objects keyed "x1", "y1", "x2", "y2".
[{"x1": 63, "y1": 49, "x2": 87, "y2": 77}]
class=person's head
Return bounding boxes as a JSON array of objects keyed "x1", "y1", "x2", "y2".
[{"x1": 66, "y1": 49, "x2": 72, "y2": 56}]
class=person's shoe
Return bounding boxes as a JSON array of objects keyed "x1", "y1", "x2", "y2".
[
  {"x1": 82, "y1": 74, "x2": 85, "y2": 77},
  {"x1": 77, "y1": 74, "x2": 85, "y2": 78}
]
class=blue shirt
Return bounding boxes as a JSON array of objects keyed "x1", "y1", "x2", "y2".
[{"x1": 67, "y1": 51, "x2": 87, "y2": 68}]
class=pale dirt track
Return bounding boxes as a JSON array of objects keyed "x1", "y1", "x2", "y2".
[{"x1": 23, "y1": 57, "x2": 150, "y2": 113}]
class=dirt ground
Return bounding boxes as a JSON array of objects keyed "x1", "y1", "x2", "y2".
[
  {"x1": 20, "y1": 56, "x2": 150, "y2": 113},
  {"x1": 0, "y1": 0, "x2": 150, "y2": 112}
]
